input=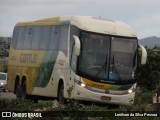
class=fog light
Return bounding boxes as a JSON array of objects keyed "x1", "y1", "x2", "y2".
[
  {"x1": 128, "y1": 89, "x2": 133, "y2": 94},
  {"x1": 81, "y1": 83, "x2": 86, "y2": 87}
]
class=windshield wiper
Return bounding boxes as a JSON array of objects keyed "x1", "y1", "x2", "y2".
[
  {"x1": 110, "y1": 54, "x2": 121, "y2": 80},
  {"x1": 95, "y1": 53, "x2": 108, "y2": 77},
  {"x1": 104, "y1": 53, "x2": 108, "y2": 72}
]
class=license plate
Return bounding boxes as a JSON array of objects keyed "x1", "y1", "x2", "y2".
[{"x1": 101, "y1": 96, "x2": 111, "y2": 101}]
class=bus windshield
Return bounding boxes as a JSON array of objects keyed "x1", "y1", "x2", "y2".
[
  {"x1": 78, "y1": 32, "x2": 137, "y2": 84},
  {"x1": 0, "y1": 73, "x2": 7, "y2": 81}
]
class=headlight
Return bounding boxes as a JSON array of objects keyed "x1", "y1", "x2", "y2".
[
  {"x1": 80, "y1": 83, "x2": 86, "y2": 87},
  {"x1": 0, "y1": 82, "x2": 4, "y2": 85},
  {"x1": 75, "y1": 77, "x2": 86, "y2": 87},
  {"x1": 128, "y1": 89, "x2": 133, "y2": 94}
]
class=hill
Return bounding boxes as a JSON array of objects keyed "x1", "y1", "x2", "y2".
[{"x1": 139, "y1": 36, "x2": 160, "y2": 48}]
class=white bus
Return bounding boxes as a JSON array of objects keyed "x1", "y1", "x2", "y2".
[{"x1": 7, "y1": 16, "x2": 147, "y2": 106}]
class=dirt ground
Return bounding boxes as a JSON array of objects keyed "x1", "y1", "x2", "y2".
[{"x1": 0, "y1": 90, "x2": 16, "y2": 99}]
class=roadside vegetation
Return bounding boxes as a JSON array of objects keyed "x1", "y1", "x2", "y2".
[
  {"x1": 0, "y1": 97, "x2": 159, "y2": 120},
  {"x1": 137, "y1": 45, "x2": 160, "y2": 91}
]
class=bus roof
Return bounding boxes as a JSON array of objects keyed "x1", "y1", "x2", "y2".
[{"x1": 16, "y1": 16, "x2": 137, "y2": 37}]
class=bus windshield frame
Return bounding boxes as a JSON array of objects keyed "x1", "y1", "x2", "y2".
[{"x1": 77, "y1": 31, "x2": 138, "y2": 85}]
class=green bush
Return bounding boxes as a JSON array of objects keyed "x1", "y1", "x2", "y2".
[
  {"x1": 137, "y1": 45, "x2": 160, "y2": 91},
  {"x1": 0, "y1": 99, "x2": 52, "y2": 111}
]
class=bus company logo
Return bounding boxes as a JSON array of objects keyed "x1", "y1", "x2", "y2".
[
  {"x1": 20, "y1": 54, "x2": 38, "y2": 64},
  {"x1": 2, "y1": 112, "x2": 11, "y2": 117},
  {"x1": 92, "y1": 83, "x2": 104, "y2": 88}
]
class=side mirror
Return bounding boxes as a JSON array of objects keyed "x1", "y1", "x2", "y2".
[
  {"x1": 138, "y1": 44, "x2": 147, "y2": 65},
  {"x1": 73, "y1": 35, "x2": 81, "y2": 56}
]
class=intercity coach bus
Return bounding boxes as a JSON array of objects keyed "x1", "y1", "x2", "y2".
[{"x1": 7, "y1": 16, "x2": 147, "y2": 106}]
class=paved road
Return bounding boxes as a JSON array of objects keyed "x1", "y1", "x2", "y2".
[{"x1": 0, "y1": 90, "x2": 16, "y2": 99}]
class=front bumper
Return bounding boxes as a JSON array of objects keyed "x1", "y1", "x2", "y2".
[
  {"x1": 0, "y1": 83, "x2": 6, "y2": 90},
  {"x1": 74, "y1": 84, "x2": 135, "y2": 106}
]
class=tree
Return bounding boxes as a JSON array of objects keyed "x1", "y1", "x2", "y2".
[{"x1": 137, "y1": 45, "x2": 160, "y2": 91}]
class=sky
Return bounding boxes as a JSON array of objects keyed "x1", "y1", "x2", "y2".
[{"x1": 0, "y1": 0, "x2": 160, "y2": 39}]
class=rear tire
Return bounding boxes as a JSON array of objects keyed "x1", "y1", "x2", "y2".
[
  {"x1": 58, "y1": 84, "x2": 66, "y2": 104},
  {"x1": 16, "y1": 83, "x2": 22, "y2": 98},
  {"x1": 21, "y1": 81, "x2": 27, "y2": 99}
]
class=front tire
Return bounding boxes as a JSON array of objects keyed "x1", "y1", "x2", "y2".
[{"x1": 58, "y1": 84, "x2": 66, "y2": 104}]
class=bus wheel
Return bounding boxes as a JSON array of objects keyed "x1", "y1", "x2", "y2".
[
  {"x1": 21, "y1": 81, "x2": 27, "y2": 99},
  {"x1": 58, "y1": 84, "x2": 66, "y2": 104},
  {"x1": 16, "y1": 83, "x2": 22, "y2": 98},
  {"x1": 3, "y1": 87, "x2": 6, "y2": 92}
]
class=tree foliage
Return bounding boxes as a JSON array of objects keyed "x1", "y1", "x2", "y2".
[{"x1": 137, "y1": 45, "x2": 160, "y2": 91}]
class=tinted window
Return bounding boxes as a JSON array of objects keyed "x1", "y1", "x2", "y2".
[
  {"x1": 110, "y1": 37, "x2": 137, "y2": 80},
  {"x1": 78, "y1": 32, "x2": 110, "y2": 80},
  {"x1": 58, "y1": 25, "x2": 68, "y2": 55},
  {"x1": 23, "y1": 27, "x2": 34, "y2": 49},
  {"x1": 31, "y1": 26, "x2": 42, "y2": 50},
  {"x1": 12, "y1": 26, "x2": 20, "y2": 49},
  {"x1": 48, "y1": 26, "x2": 60, "y2": 50},
  {"x1": 16, "y1": 27, "x2": 27, "y2": 49},
  {"x1": 39, "y1": 26, "x2": 52, "y2": 50}
]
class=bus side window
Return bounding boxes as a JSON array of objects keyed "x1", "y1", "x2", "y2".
[
  {"x1": 58, "y1": 25, "x2": 68, "y2": 55},
  {"x1": 12, "y1": 26, "x2": 20, "y2": 49},
  {"x1": 16, "y1": 27, "x2": 27, "y2": 49},
  {"x1": 31, "y1": 26, "x2": 43, "y2": 50},
  {"x1": 23, "y1": 27, "x2": 34, "y2": 50},
  {"x1": 39, "y1": 26, "x2": 52, "y2": 50},
  {"x1": 49, "y1": 26, "x2": 60, "y2": 50}
]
